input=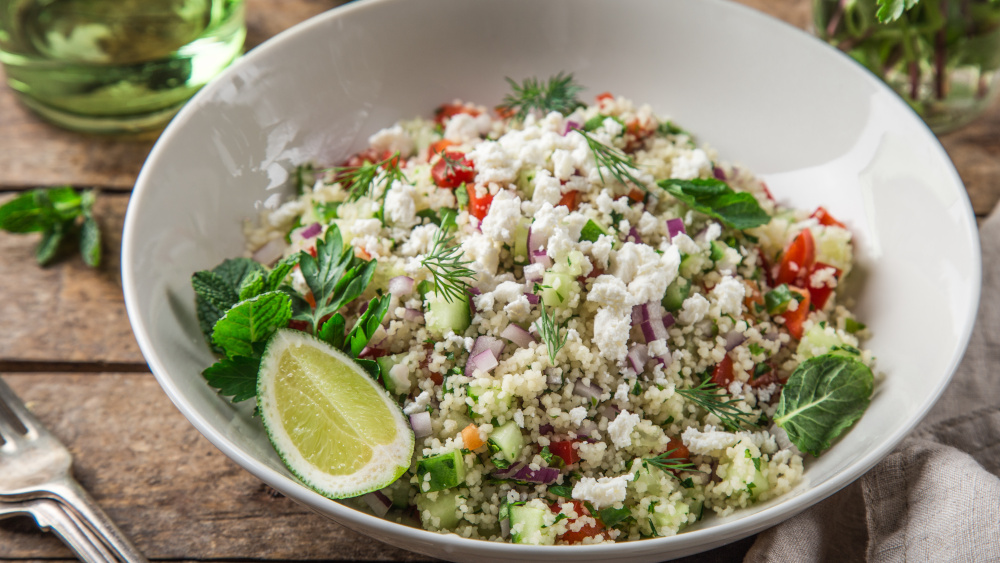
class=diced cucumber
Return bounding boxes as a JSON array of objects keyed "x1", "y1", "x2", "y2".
[
  {"x1": 630, "y1": 465, "x2": 664, "y2": 497},
  {"x1": 661, "y1": 277, "x2": 691, "y2": 312},
  {"x1": 710, "y1": 240, "x2": 727, "y2": 261},
  {"x1": 487, "y1": 420, "x2": 524, "y2": 464},
  {"x1": 540, "y1": 271, "x2": 576, "y2": 308},
  {"x1": 747, "y1": 468, "x2": 770, "y2": 499},
  {"x1": 815, "y1": 225, "x2": 853, "y2": 272},
  {"x1": 377, "y1": 354, "x2": 407, "y2": 395},
  {"x1": 385, "y1": 477, "x2": 413, "y2": 508},
  {"x1": 580, "y1": 219, "x2": 611, "y2": 243},
  {"x1": 415, "y1": 450, "x2": 467, "y2": 492},
  {"x1": 510, "y1": 504, "x2": 556, "y2": 544},
  {"x1": 796, "y1": 324, "x2": 846, "y2": 359},
  {"x1": 467, "y1": 382, "x2": 512, "y2": 412},
  {"x1": 679, "y1": 253, "x2": 708, "y2": 278},
  {"x1": 689, "y1": 498, "x2": 704, "y2": 521},
  {"x1": 513, "y1": 217, "x2": 532, "y2": 265},
  {"x1": 517, "y1": 167, "x2": 538, "y2": 199},
  {"x1": 417, "y1": 279, "x2": 434, "y2": 297},
  {"x1": 425, "y1": 291, "x2": 471, "y2": 337},
  {"x1": 648, "y1": 501, "x2": 691, "y2": 535},
  {"x1": 416, "y1": 490, "x2": 464, "y2": 529}
]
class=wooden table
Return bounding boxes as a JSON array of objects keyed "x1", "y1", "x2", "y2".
[{"x1": 1, "y1": 0, "x2": 996, "y2": 560}]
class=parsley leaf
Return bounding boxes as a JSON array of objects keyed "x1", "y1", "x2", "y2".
[
  {"x1": 657, "y1": 178, "x2": 770, "y2": 230},
  {"x1": 876, "y1": 0, "x2": 920, "y2": 22},
  {"x1": 346, "y1": 294, "x2": 392, "y2": 356},
  {"x1": 296, "y1": 226, "x2": 377, "y2": 333},
  {"x1": 774, "y1": 354, "x2": 874, "y2": 456},
  {"x1": 548, "y1": 484, "x2": 574, "y2": 498},
  {"x1": 598, "y1": 506, "x2": 632, "y2": 528}
]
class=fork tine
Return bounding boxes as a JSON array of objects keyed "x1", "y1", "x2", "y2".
[{"x1": 0, "y1": 376, "x2": 39, "y2": 436}]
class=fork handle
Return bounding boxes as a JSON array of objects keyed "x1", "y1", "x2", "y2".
[
  {"x1": 47, "y1": 477, "x2": 148, "y2": 563},
  {"x1": 32, "y1": 500, "x2": 117, "y2": 563}
]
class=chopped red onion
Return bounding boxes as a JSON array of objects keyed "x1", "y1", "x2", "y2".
[
  {"x1": 628, "y1": 227, "x2": 643, "y2": 244},
  {"x1": 725, "y1": 330, "x2": 747, "y2": 351},
  {"x1": 300, "y1": 222, "x2": 322, "y2": 239},
  {"x1": 631, "y1": 304, "x2": 648, "y2": 327},
  {"x1": 512, "y1": 465, "x2": 561, "y2": 484},
  {"x1": 251, "y1": 238, "x2": 286, "y2": 266},
  {"x1": 388, "y1": 276, "x2": 415, "y2": 296},
  {"x1": 563, "y1": 120, "x2": 581, "y2": 135},
  {"x1": 640, "y1": 320, "x2": 669, "y2": 343},
  {"x1": 539, "y1": 423, "x2": 555, "y2": 435},
  {"x1": 409, "y1": 411, "x2": 432, "y2": 438},
  {"x1": 465, "y1": 349, "x2": 499, "y2": 376},
  {"x1": 493, "y1": 461, "x2": 525, "y2": 479},
  {"x1": 578, "y1": 419, "x2": 598, "y2": 436},
  {"x1": 627, "y1": 343, "x2": 649, "y2": 373},
  {"x1": 530, "y1": 250, "x2": 553, "y2": 269},
  {"x1": 471, "y1": 335, "x2": 505, "y2": 359},
  {"x1": 666, "y1": 218, "x2": 686, "y2": 238},
  {"x1": 713, "y1": 166, "x2": 727, "y2": 180},
  {"x1": 600, "y1": 404, "x2": 620, "y2": 420},
  {"x1": 468, "y1": 287, "x2": 482, "y2": 295},
  {"x1": 663, "y1": 312, "x2": 676, "y2": 329},
  {"x1": 402, "y1": 308, "x2": 425, "y2": 323},
  {"x1": 363, "y1": 490, "x2": 392, "y2": 517},
  {"x1": 525, "y1": 292, "x2": 540, "y2": 305},
  {"x1": 501, "y1": 324, "x2": 535, "y2": 348},
  {"x1": 573, "y1": 381, "x2": 602, "y2": 400}
]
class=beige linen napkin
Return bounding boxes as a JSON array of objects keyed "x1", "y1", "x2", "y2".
[{"x1": 744, "y1": 207, "x2": 1000, "y2": 562}]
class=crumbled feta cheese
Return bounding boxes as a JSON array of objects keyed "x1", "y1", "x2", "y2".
[
  {"x1": 614, "y1": 382, "x2": 630, "y2": 402},
  {"x1": 403, "y1": 390, "x2": 431, "y2": 415},
  {"x1": 678, "y1": 293, "x2": 710, "y2": 325},
  {"x1": 368, "y1": 124, "x2": 414, "y2": 158},
  {"x1": 611, "y1": 242, "x2": 681, "y2": 305},
  {"x1": 400, "y1": 224, "x2": 438, "y2": 256},
  {"x1": 444, "y1": 112, "x2": 490, "y2": 144},
  {"x1": 552, "y1": 149, "x2": 575, "y2": 181},
  {"x1": 587, "y1": 275, "x2": 630, "y2": 310},
  {"x1": 711, "y1": 276, "x2": 746, "y2": 317},
  {"x1": 590, "y1": 234, "x2": 614, "y2": 269},
  {"x1": 607, "y1": 410, "x2": 640, "y2": 449},
  {"x1": 462, "y1": 232, "x2": 501, "y2": 276},
  {"x1": 670, "y1": 148, "x2": 711, "y2": 180},
  {"x1": 703, "y1": 222, "x2": 722, "y2": 243},
  {"x1": 383, "y1": 182, "x2": 417, "y2": 227},
  {"x1": 531, "y1": 169, "x2": 563, "y2": 206},
  {"x1": 671, "y1": 232, "x2": 701, "y2": 256},
  {"x1": 568, "y1": 406, "x2": 588, "y2": 426},
  {"x1": 592, "y1": 306, "x2": 631, "y2": 363},
  {"x1": 468, "y1": 141, "x2": 518, "y2": 185},
  {"x1": 481, "y1": 190, "x2": 522, "y2": 243},
  {"x1": 572, "y1": 474, "x2": 634, "y2": 509},
  {"x1": 681, "y1": 425, "x2": 740, "y2": 455}
]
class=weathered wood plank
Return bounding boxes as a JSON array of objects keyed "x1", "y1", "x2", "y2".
[
  {"x1": 0, "y1": 0, "x2": 346, "y2": 192},
  {"x1": 0, "y1": 193, "x2": 144, "y2": 364},
  {"x1": 0, "y1": 373, "x2": 434, "y2": 561}
]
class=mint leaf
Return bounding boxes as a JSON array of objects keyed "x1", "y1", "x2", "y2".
[
  {"x1": 79, "y1": 215, "x2": 101, "y2": 267},
  {"x1": 211, "y1": 292, "x2": 292, "y2": 359},
  {"x1": 598, "y1": 506, "x2": 632, "y2": 528},
  {"x1": 193, "y1": 258, "x2": 267, "y2": 345},
  {"x1": 547, "y1": 484, "x2": 573, "y2": 498},
  {"x1": 875, "y1": 0, "x2": 920, "y2": 23},
  {"x1": 346, "y1": 294, "x2": 391, "y2": 357},
  {"x1": 0, "y1": 191, "x2": 51, "y2": 233},
  {"x1": 36, "y1": 223, "x2": 65, "y2": 266},
  {"x1": 774, "y1": 354, "x2": 874, "y2": 456},
  {"x1": 265, "y1": 254, "x2": 299, "y2": 292},
  {"x1": 658, "y1": 178, "x2": 770, "y2": 230},
  {"x1": 238, "y1": 269, "x2": 265, "y2": 301},
  {"x1": 202, "y1": 356, "x2": 260, "y2": 402}
]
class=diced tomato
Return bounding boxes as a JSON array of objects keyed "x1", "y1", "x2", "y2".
[
  {"x1": 776, "y1": 228, "x2": 815, "y2": 286},
  {"x1": 663, "y1": 437, "x2": 691, "y2": 462},
  {"x1": 355, "y1": 247, "x2": 371, "y2": 261},
  {"x1": 761, "y1": 182, "x2": 776, "y2": 202},
  {"x1": 549, "y1": 500, "x2": 606, "y2": 544},
  {"x1": 749, "y1": 364, "x2": 782, "y2": 389},
  {"x1": 461, "y1": 424, "x2": 485, "y2": 450},
  {"x1": 434, "y1": 103, "x2": 480, "y2": 126},
  {"x1": 548, "y1": 440, "x2": 581, "y2": 465},
  {"x1": 428, "y1": 139, "x2": 455, "y2": 158},
  {"x1": 779, "y1": 286, "x2": 810, "y2": 340},
  {"x1": 627, "y1": 188, "x2": 645, "y2": 203},
  {"x1": 467, "y1": 184, "x2": 493, "y2": 221},
  {"x1": 429, "y1": 371, "x2": 443, "y2": 386},
  {"x1": 596, "y1": 92, "x2": 614, "y2": 103},
  {"x1": 557, "y1": 190, "x2": 581, "y2": 211},
  {"x1": 304, "y1": 291, "x2": 316, "y2": 308},
  {"x1": 431, "y1": 151, "x2": 476, "y2": 189},
  {"x1": 495, "y1": 105, "x2": 516, "y2": 120},
  {"x1": 811, "y1": 206, "x2": 846, "y2": 229},
  {"x1": 287, "y1": 319, "x2": 310, "y2": 331},
  {"x1": 806, "y1": 262, "x2": 842, "y2": 310},
  {"x1": 308, "y1": 246, "x2": 318, "y2": 258},
  {"x1": 710, "y1": 354, "x2": 735, "y2": 388}
]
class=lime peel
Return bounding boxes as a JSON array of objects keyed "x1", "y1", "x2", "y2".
[{"x1": 257, "y1": 329, "x2": 414, "y2": 499}]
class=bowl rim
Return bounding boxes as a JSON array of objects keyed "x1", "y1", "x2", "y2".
[{"x1": 122, "y1": 0, "x2": 982, "y2": 558}]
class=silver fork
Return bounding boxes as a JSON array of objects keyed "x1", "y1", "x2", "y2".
[
  {"x1": 0, "y1": 376, "x2": 148, "y2": 562},
  {"x1": 0, "y1": 498, "x2": 113, "y2": 561}
]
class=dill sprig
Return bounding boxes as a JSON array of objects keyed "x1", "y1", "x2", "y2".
[
  {"x1": 642, "y1": 449, "x2": 700, "y2": 476},
  {"x1": 421, "y1": 228, "x2": 475, "y2": 303},
  {"x1": 440, "y1": 151, "x2": 474, "y2": 175},
  {"x1": 333, "y1": 152, "x2": 407, "y2": 204},
  {"x1": 535, "y1": 303, "x2": 568, "y2": 364},
  {"x1": 497, "y1": 72, "x2": 585, "y2": 122},
  {"x1": 676, "y1": 379, "x2": 758, "y2": 431},
  {"x1": 578, "y1": 130, "x2": 645, "y2": 189}
]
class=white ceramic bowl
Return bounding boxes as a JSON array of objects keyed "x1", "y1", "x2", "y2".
[{"x1": 121, "y1": 0, "x2": 981, "y2": 560}]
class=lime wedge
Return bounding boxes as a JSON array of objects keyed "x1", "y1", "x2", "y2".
[{"x1": 257, "y1": 329, "x2": 414, "y2": 499}]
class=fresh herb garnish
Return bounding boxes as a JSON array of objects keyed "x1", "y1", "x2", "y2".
[
  {"x1": 774, "y1": 354, "x2": 874, "y2": 456},
  {"x1": 332, "y1": 152, "x2": 407, "y2": 224},
  {"x1": 548, "y1": 484, "x2": 574, "y2": 498},
  {"x1": 643, "y1": 448, "x2": 700, "y2": 476},
  {"x1": 497, "y1": 72, "x2": 585, "y2": 122},
  {"x1": 421, "y1": 227, "x2": 475, "y2": 303},
  {"x1": 844, "y1": 318, "x2": 867, "y2": 334},
  {"x1": 764, "y1": 284, "x2": 802, "y2": 315},
  {"x1": 676, "y1": 379, "x2": 757, "y2": 431},
  {"x1": 535, "y1": 303, "x2": 568, "y2": 365},
  {"x1": 293, "y1": 227, "x2": 377, "y2": 334},
  {"x1": 875, "y1": 0, "x2": 919, "y2": 22},
  {"x1": 577, "y1": 130, "x2": 646, "y2": 189},
  {"x1": 597, "y1": 506, "x2": 633, "y2": 528},
  {"x1": 658, "y1": 178, "x2": 770, "y2": 230},
  {"x1": 0, "y1": 187, "x2": 102, "y2": 267}
]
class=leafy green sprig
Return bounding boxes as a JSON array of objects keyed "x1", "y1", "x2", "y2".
[
  {"x1": 497, "y1": 72, "x2": 585, "y2": 122},
  {"x1": 331, "y1": 152, "x2": 407, "y2": 224},
  {"x1": 0, "y1": 187, "x2": 101, "y2": 267},
  {"x1": 577, "y1": 130, "x2": 646, "y2": 189},
  {"x1": 534, "y1": 303, "x2": 568, "y2": 365},
  {"x1": 676, "y1": 379, "x2": 758, "y2": 431},
  {"x1": 642, "y1": 448, "x2": 701, "y2": 476},
  {"x1": 421, "y1": 227, "x2": 475, "y2": 303}
]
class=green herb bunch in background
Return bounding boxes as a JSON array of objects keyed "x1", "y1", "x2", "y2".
[
  {"x1": 0, "y1": 187, "x2": 102, "y2": 267},
  {"x1": 815, "y1": 0, "x2": 1000, "y2": 132}
]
